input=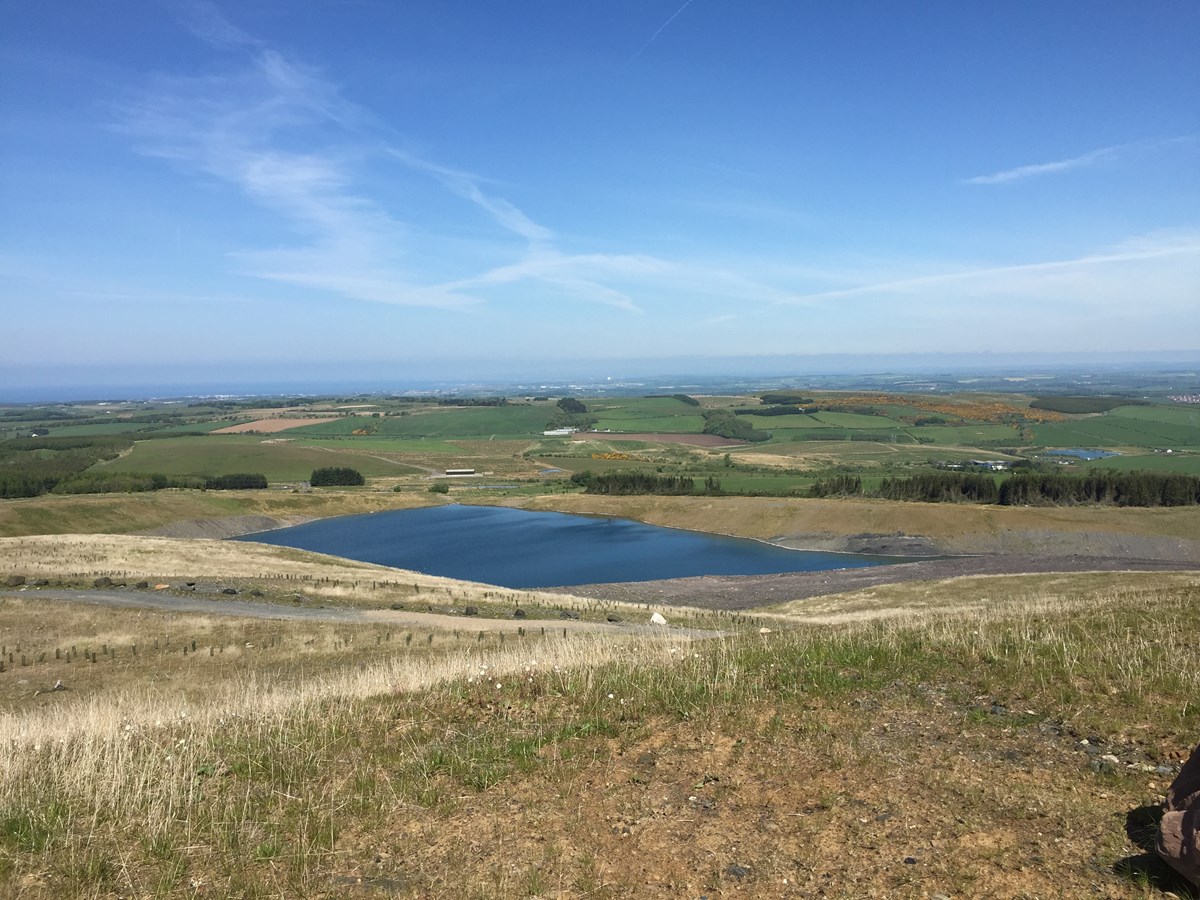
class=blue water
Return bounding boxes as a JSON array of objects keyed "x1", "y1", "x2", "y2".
[
  {"x1": 1044, "y1": 448, "x2": 1120, "y2": 460},
  {"x1": 235, "y1": 504, "x2": 894, "y2": 588}
]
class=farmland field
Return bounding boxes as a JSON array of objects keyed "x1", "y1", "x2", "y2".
[
  {"x1": 1082, "y1": 451, "x2": 1200, "y2": 475},
  {"x1": 94, "y1": 435, "x2": 415, "y2": 481},
  {"x1": 211, "y1": 417, "x2": 338, "y2": 433},
  {"x1": 1032, "y1": 411, "x2": 1200, "y2": 448},
  {"x1": 3, "y1": 386, "x2": 1199, "y2": 513},
  {"x1": 287, "y1": 405, "x2": 553, "y2": 438},
  {"x1": 38, "y1": 421, "x2": 164, "y2": 436},
  {"x1": 1108, "y1": 404, "x2": 1200, "y2": 425},
  {"x1": 905, "y1": 423, "x2": 1022, "y2": 445},
  {"x1": 589, "y1": 414, "x2": 706, "y2": 432}
]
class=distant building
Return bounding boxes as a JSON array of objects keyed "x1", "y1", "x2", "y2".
[
  {"x1": 543, "y1": 427, "x2": 576, "y2": 436},
  {"x1": 444, "y1": 468, "x2": 476, "y2": 476},
  {"x1": 970, "y1": 460, "x2": 1010, "y2": 471}
]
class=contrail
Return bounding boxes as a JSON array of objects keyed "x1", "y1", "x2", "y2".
[{"x1": 626, "y1": 0, "x2": 696, "y2": 66}]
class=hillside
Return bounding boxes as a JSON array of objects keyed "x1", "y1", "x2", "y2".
[{"x1": 1, "y1": 534, "x2": 1197, "y2": 897}]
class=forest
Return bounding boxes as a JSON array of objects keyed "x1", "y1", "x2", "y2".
[
  {"x1": 570, "y1": 471, "x2": 722, "y2": 496},
  {"x1": 806, "y1": 470, "x2": 1200, "y2": 507}
]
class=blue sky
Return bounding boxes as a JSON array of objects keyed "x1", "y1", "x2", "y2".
[{"x1": 2, "y1": 1, "x2": 1198, "y2": 391}]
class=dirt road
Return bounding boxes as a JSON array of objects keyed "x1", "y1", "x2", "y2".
[{"x1": 0, "y1": 589, "x2": 704, "y2": 636}]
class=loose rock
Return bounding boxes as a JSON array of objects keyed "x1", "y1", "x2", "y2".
[{"x1": 1157, "y1": 741, "x2": 1200, "y2": 888}]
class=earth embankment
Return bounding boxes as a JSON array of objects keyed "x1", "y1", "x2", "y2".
[
  {"x1": 549, "y1": 555, "x2": 1200, "y2": 611},
  {"x1": 499, "y1": 494, "x2": 1200, "y2": 562}
]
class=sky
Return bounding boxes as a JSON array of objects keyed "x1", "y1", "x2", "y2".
[{"x1": 2, "y1": 1, "x2": 1198, "y2": 394}]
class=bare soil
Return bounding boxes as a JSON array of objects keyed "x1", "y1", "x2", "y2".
[
  {"x1": 328, "y1": 703, "x2": 1187, "y2": 899},
  {"x1": 211, "y1": 417, "x2": 338, "y2": 433},
  {"x1": 549, "y1": 555, "x2": 1200, "y2": 611}
]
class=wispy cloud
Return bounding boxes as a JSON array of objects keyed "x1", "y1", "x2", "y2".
[
  {"x1": 170, "y1": 0, "x2": 259, "y2": 50},
  {"x1": 120, "y1": 2, "x2": 660, "y2": 314},
  {"x1": 963, "y1": 144, "x2": 1124, "y2": 185},
  {"x1": 779, "y1": 231, "x2": 1200, "y2": 307},
  {"x1": 963, "y1": 137, "x2": 1196, "y2": 185},
  {"x1": 387, "y1": 150, "x2": 553, "y2": 246},
  {"x1": 626, "y1": 0, "x2": 697, "y2": 66}
]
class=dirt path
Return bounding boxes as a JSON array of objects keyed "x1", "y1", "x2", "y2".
[
  {"x1": 0, "y1": 589, "x2": 706, "y2": 636},
  {"x1": 312, "y1": 444, "x2": 436, "y2": 474},
  {"x1": 546, "y1": 555, "x2": 1200, "y2": 611}
]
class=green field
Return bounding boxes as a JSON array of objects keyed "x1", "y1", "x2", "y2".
[
  {"x1": 296, "y1": 436, "x2": 468, "y2": 454},
  {"x1": 1082, "y1": 452, "x2": 1200, "y2": 475},
  {"x1": 6, "y1": 389, "x2": 1200, "y2": 504},
  {"x1": 588, "y1": 414, "x2": 706, "y2": 433},
  {"x1": 94, "y1": 435, "x2": 416, "y2": 481},
  {"x1": 1032, "y1": 406, "x2": 1200, "y2": 448},
  {"x1": 588, "y1": 396, "x2": 705, "y2": 433},
  {"x1": 906, "y1": 423, "x2": 1022, "y2": 445},
  {"x1": 1106, "y1": 403, "x2": 1200, "y2": 425},
  {"x1": 766, "y1": 427, "x2": 917, "y2": 445},
  {"x1": 811, "y1": 410, "x2": 905, "y2": 429},
  {"x1": 287, "y1": 405, "x2": 553, "y2": 439},
  {"x1": 39, "y1": 421, "x2": 163, "y2": 436}
]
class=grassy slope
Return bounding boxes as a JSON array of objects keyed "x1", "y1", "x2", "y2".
[
  {"x1": 0, "y1": 490, "x2": 438, "y2": 538},
  {"x1": 93, "y1": 435, "x2": 418, "y2": 480},
  {"x1": 0, "y1": 533, "x2": 704, "y2": 623},
  {"x1": 1, "y1": 575, "x2": 1196, "y2": 898},
  {"x1": 502, "y1": 493, "x2": 1200, "y2": 549},
  {"x1": 7, "y1": 489, "x2": 1200, "y2": 561}
]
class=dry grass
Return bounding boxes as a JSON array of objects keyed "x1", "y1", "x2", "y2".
[
  {"x1": 502, "y1": 493, "x2": 1200, "y2": 551},
  {"x1": 0, "y1": 536, "x2": 728, "y2": 641},
  {"x1": 1, "y1": 571, "x2": 1198, "y2": 897},
  {"x1": 766, "y1": 570, "x2": 1200, "y2": 623},
  {"x1": 1, "y1": 533, "x2": 461, "y2": 585},
  {"x1": 0, "y1": 533, "x2": 576, "y2": 611},
  {"x1": 0, "y1": 490, "x2": 440, "y2": 539}
]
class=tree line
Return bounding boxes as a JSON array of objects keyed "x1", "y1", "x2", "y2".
[
  {"x1": 310, "y1": 467, "x2": 365, "y2": 486},
  {"x1": 437, "y1": 397, "x2": 509, "y2": 407},
  {"x1": 702, "y1": 409, "x2": 770, "y2": 442},
  {"x1": 570, "y1": 471, "x2": 722, "y2": 496},
  {"x1": 647, "y1": 393, "x2": 700, "y2": 407},
  {"x1": 998, "y1": 471, "x2": 1200, "y2": 506},
  {"x1": 1, "y1": 470, "x2": 270, "y2": 498},
  {"x1": 806, "y1": 470, "x2": 1200, "y2": 507},
  {"x1": 734, "y1": 405, "x2": 806, "y2": 417}
]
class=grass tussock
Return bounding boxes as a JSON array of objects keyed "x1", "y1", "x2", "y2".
[{"x1": 1, "y1": 579, "x2": 1198, "y2": 897}]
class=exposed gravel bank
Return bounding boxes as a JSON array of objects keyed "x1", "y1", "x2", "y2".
[
  {"x1": 547, "y1": 555, "x2": 1200, "y2": 611},
  {"x1": 141, "y1": 514, "x2": 313, "y2": 539}
]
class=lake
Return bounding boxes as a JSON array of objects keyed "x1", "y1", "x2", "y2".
[
  {"x1": 1044, "y1": 449, "x2": 1120, "y2": 460},
  {"x1": 235, "y1": 504, "x2": 893, "y2": 589}
]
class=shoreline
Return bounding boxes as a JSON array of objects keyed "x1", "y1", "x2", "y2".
[{"x1": 546, "y1": 555, "x2": 1200, "y2": 611}]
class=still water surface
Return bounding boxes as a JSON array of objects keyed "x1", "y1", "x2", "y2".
[{"x1": 237, "y1": 504, "x2": 892, "y2": 589}]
